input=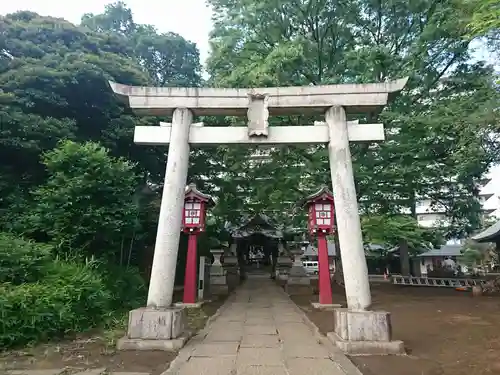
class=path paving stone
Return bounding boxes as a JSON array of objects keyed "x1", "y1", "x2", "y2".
[
  {"x1": 240, "y1": 334, "x2": 280, "y2": 348},
  {"x1": 236, "y1": 348, "x2": 283, "y2": 367},
  {"x1": 192, "y1": 342, "x2": 240, "y2": 357},
  {"x1": 163, "y1": 277, "x2": 350, "y2": 374},
  {"x1": 236, "y1": 365, "x2": 288, "y2": 375},
  {"x1": 204, "y1": 329, "x2": 243, "y2": 342},
  {"x1": 243, "y1": 325, "x2": 277, "y2": 335},
  {"x1": 176, "y1": 357, "x2": 236, "y2": 375},
  {"x1": 285, "y1": 358, "x2": 344, "y2": 375},
  {"x1": 73, "y1": 369, "x2": 106, "y2": 375},
  {"x1": 282, "y1": 340, "x2": 331, "y2": 358}
]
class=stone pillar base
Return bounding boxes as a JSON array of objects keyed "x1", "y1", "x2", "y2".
[
  {"x1": 328, "y1": 309, "x2": 405, "y2": 355},
  {"x1": 117, "y1": 336, "x2": 189, "y2": 351},
  {"x1": 174, "y1": 301, "x2": 205, "y2": 308},
  {"x1": 225, "y1": 270, "x2": 240, "y2": 290},
  {"x1": 285, "y1": 277, "x2": 313, "y2": 295},
  {"x1": 311, "y1": 302, "x2": 342, "y2": 310},
  {"x1": 116, "y1": 307, "x2": 188, "y2": 351},
  {"x1": 211, "y1": 284, "x2": 229, "y2": 295},
  {"x1": 210, "y1": 273, "x2": 229, "y2": 295}
]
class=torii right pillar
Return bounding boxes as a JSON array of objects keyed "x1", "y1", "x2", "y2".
[{"x1": 325, "y1": 105, "x2": 405, "y2": 355}]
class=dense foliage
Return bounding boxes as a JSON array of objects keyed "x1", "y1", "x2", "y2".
[
  {"x1": 205, "y1": 0, "x2": 500, "y2": 241},
  {"x1": 0, "y1": 233, "x2": 146, "y2": 347}
]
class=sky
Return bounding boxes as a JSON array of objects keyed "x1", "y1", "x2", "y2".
[
  {"x1": 1, "y1": 0, "x2": 499, "y2": 215},
  {"x1": 0, "y1": 0, "x2": 214, "y2": 64}
]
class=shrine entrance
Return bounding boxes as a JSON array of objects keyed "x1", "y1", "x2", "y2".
[
  {"x1": 226, "y1": 213, "x2": 282, "y2": 279},
  {"x1": 108, "y1": 78, "x2": 408, "y2": 353}
]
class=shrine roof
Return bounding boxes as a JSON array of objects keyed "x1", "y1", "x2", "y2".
[
  {"x1": 471, "y1": 220, "x2": 500, "y2": 243},
  {"x1": 108, "y1": 78, "x2": 408, "y2": 116},
  {"x1": 225, "y1": 213, "x2": 283, "y2": 239},
  {"x1": 417, "y1": 245, "x2": 463, "y2": 257}
]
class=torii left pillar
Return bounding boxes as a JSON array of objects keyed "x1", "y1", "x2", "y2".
[{"x1": 116, "y1": 108, "x2": 192, "y2": 351}]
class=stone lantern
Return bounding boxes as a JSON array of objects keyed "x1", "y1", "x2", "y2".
[{"x1": 182, "y1": 183, "x2": 214, "y2": 304}]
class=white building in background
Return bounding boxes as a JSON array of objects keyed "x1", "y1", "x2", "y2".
[{"x1": 416, "y1": 177, "x2": 496, "y2": 229}]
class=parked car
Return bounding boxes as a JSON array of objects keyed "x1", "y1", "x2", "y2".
[{"x1": 302, "y1": 261, "x2": 319, "y2": 275}]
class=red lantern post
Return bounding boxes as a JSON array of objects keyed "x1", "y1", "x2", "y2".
[
  {"x1": 182, "y1": 183, "x2": 214, "y2": 304},
  {"x1": 304, "y1": 186, "x2": 335, "y2": 305}
]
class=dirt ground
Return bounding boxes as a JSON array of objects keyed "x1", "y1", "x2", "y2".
[
  {"x1": 291, "y1": 282, "x2": 500, "y2": 375},
  {"x1": 0, "y1": 292, "x2": 226, "y2": 375}
]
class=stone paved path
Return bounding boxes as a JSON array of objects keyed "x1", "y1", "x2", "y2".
[{"x1": 165, "y1": 277, "x2": 359, "y2": 375}]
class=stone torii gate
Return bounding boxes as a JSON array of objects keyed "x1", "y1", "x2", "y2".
[{"x1": 109, "y1": 79, "x2": 408, "y2": 352}]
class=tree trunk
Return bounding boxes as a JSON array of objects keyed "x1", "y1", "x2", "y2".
[{"x1": 399, "y1": 239, "x2": 411, "y2": 276}]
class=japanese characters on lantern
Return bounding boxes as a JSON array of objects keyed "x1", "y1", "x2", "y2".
[
  {"x1": 182, "y1": 184, "x2": 214, "y2": 233},
  {"x1": 304, "y1": 187, "x2": 335, "y2": 236}
]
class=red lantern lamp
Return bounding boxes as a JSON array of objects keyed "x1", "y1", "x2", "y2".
[
  {"x1": 305, "y1": 187, "x2": 335, "y2": 236},
  {"x1": 182, "y1": 183, "x2": 214, "y2": 304},
  {"x1": 182, "y1": 183, "x2": 214, "y2": 234},
  {"x1": 302, "y1": 186, "x2": 335, "y2": 305}
]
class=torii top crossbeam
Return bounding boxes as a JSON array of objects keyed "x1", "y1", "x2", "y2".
[
  {"x1": 108, "y1": 78, "x2": 408, "y2": 116},
  {"x1": 108, "y1": 78, "x2": 408, "y2": 146}
]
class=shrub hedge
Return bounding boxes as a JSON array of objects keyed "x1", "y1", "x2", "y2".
[
  {"x1": 97, "y1": 264, "x2": 147, "y2": 310},
  {"x1": 0, "y1": 261, "x2": 111, "y2": 347},
  {"x1": 0, "y1": 234, "x2": 147, "y2": 348},
  {"x1": 0, "y1": 232, "x2": 52, "y2": 284}
]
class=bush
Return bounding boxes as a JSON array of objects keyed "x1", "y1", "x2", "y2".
[
  {"x1": 21, "y1": 140, "x2": 140, "y2": 261},
  {"x1": 97, "y1": 264, "x2": 147, "y2": 310},
  {"x1": 0, "y1": 261, "x2": 111, "y2": 348},
  {"x1": 0, "y1": 233, "x2": 52, "y2": 284}
]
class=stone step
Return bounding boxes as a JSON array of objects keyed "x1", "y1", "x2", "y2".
[{"x1": 7, "y1": 370, "x2": 150, "y2": 375}]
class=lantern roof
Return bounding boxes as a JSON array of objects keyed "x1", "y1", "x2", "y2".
[
  {"x1": 184, "y1": 183, "x2": 215, "y2": 207},
  {"x1": 298, "y1": 186, "x2": 334, "y2": 207}
]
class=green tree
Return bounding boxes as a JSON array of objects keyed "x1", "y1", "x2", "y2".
[
  {"x1": 0, "y1": 10, "x2": 205, "y2": 262},
  {"x1": 466, "y1": 0, "x2": 500, "y2": 42},
  {"x1": 81, "y1": 1, "x2": 202, "y2": 86},
  {"x1": 460, "y1": 238, "x2": 494, "y2": 268},
  {"x1": 0, "y1": 11, "x2": 150, "y2": 209},
  {"x1": 20, "y1": 140, "x2": 139, "y2": 261},
  {"x1": 206, "y1": 0, "x2": 500, "y2": 239}
]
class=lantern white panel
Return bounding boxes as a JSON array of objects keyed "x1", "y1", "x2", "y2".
[
  {"x1": 193, "y1": 202, "x2": 201, "y2": 209},
  {"x1": 186, "y1": 218, "x2": 192, "y2": 224},
  {"x1": 324, "y1": 219, "x2": 331, "y2": 225},
  {"x1": 185, "y1": 203, "x2": 193, "y2": 209},
  {"x1": 317, "y1": 219, "x2": 324, "y2": 225},
  {"x1": 192, "y1": 218, "x2": 200, "y2": 224},
  {"x1": 315, "y1": 203, "x2": 323, "y2": 210},
  {"x1": 323, "y1": 203, "x2": 331, "y2": 210}
]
